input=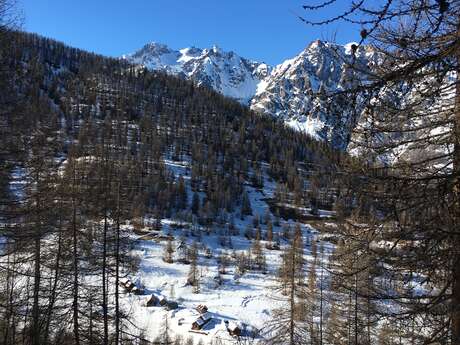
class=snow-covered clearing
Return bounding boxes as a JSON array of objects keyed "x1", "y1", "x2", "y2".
[{"x1": 118, "y1": 160, "x2": 334, "y2": 343}]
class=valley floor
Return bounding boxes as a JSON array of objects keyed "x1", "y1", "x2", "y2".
[{"x1": 119, "y1": 163, "x2": 333, "y2": 344}]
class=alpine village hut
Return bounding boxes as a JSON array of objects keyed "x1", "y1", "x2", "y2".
[
  {"x1": 146, "y1": 293, "x2": 167, "y2": 307},
  {"x1": 191, "y1": 312, "x2": 212, "y2": 330},
  {"x1": 196, "y1": 304, "x2": 208, "y2": 314}
]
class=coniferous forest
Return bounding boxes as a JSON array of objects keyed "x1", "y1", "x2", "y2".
[{"x1": 1, "y1": 1, "x2": 460, "y2": 345}]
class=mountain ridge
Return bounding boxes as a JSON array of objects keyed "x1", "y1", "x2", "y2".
[
  {"x1": 122, "y1": 41, "x2": 271, "y2": 104},
  {"x1": 123, "y1": 40, "x2": 376, "y2": 149}
]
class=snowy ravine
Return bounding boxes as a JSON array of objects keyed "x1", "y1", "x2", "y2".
[
  {"x1": 122, "y1": 40, "x2": 378, "y2": 149},
  {"x1": 117, "y1": 159, "x2": 334, "y2": 344}
]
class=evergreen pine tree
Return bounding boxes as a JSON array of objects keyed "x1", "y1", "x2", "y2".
[
  {"x1": 241, "y1": 190, "x2": 252, "y2": 217},
  {"x1": 266, "y1": 223, "x2": 306, "y2": 345},
  {"x1": 191, "y1": 192, "x2": 200, "y2": 215},
  {"x1": 187, "y1": 241, "x2": 200, "y2": 293}
]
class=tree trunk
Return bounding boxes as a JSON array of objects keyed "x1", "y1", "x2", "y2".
[
  {"x1": 102, "y1": 210, "x2": 109, "y2": 345},
  {"x1": 319, "y1": 252, "x2": 324, "y2": 345},
  {"x1": 115, "y1": 180, "x2": 121, "y2": 345},
  {"x1": 32, "y1": 181, "x2": 42, "y2": 345},
  {"x1": 32, "y1": 235, "x2": 41, "y2": 345},
  {"x1": 3, "y1": 241, "x2": 12, "y2": 345},
  {"x1": 23, "y1": 276, "x2": 31, "y2": 345},
  {"x1": 72, "y1": 166, "x2": 80, "y2": 345},
  {"x1": 452, "y1": 20, "x2": 460, "y2": 345},
  {"x1": 454, "y1": 260, "x2": 460, "y2": 344},
  {"x1": 354, "y1": 275, "x2": 358, "y2": 345},
  {"x1": 289, "y1": 248, "x2": 295, "y2": 345},
  {"x1": 44, "y1": 213, "x2": 63, "y2": 345}
]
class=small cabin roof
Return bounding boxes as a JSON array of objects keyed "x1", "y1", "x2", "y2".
[
  {"x1": 149, "y1": 294, "x2": 158, "y2": 301},
  {"x1": 200, "y1": 312, "x2": 211, "y2": 321},
  {"x1": 195, "y1": 319, "x2": 206, "y2": 326},
  {"x1": 193, "y1": 312, "x2": 211, "y2": 326},
  {"x1": 151, "y1": 292, "x2": 165, "y2": 301}
]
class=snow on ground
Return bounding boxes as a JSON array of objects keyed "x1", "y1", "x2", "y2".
[
  {"x1": 2, "y1": 156, "x2": 333, "y2": 343},
  {"x1": 123, "y1": 218, "x2": 317, "y2": 343},
  {"x1": 9, "y1": 166, "x2": 27, "y2": 201},
  {"x1": 285, "y1": 117, "x2": 324, "y2": 140},
  {"x1": 118, "y1": 159, "x2": 333, "y2": 343},
  {"x1": 126, "y1": 232, "x2": 280, "y2": 342}
]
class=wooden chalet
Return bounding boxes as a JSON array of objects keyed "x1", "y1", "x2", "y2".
[
  {"x1": 196, "y1": 304, "x2": 208, "y2": 314},
  {"x1": 146, "y1": 294, "x2": 159, "y2": 307},
  {"x1": 119, "y1": 277, "x2": 129, "y2": 287},
  {"x1": 145, "y1": 293, "x2": 174, "y2": 310},
  {"x1": 119, "y1": 278, "x2": 144, "y2": 295},
  {"x1": 119, "y1": 279, "x2": 136, "y2": 293},
  {"x1": 145, "y1": 293, "x2": 167, "y2": 307},
  {"x1": 176, "y1": 241, "x2": 190, "y2": 264},
  {"x1": 158, "y1": 295, "x2": 168, "y2": 306},
  {"x1": 191, "y1": 312, "x2": 212, "y2": 330}
]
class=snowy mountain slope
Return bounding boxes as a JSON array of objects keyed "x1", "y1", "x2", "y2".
[
  {"x1": 250, "y1": 40, "x2": 378, "y2": 149},
  {"x1": 347, "y1": 69, "x2": 456, "y2": 168},
  {"x1": 123, "y1": 40, "x2": 379, "y2": 149},
  {"x1": 123, "y1": 42, "x2": 270, "y2": 104}
]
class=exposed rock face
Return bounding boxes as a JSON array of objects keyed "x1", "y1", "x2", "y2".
[
  {"x1": 123, "y1": 42, "x2": 270, "y2": 104},
  {"x1": 250, "y1": 40, "x2": 377, "y2": 149}
]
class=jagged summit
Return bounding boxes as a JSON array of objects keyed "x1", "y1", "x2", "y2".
[{"x1": 123, "y1": 42, "x2": 270, "y2": 104}]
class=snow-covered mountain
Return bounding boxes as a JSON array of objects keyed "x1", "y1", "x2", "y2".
[
  {"x1": 123, "y1": 40, "x2": 378, "y2": 149},
  {"x1": 123, "y1": 42, "x2": 270, "y2": 104},
  {"x1": 251, "y1": 40, "x2": 378, "y2": 149}
]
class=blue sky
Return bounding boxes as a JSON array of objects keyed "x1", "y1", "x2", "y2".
[{"x1": 20, "y1": 0, "x2": 358, "y2": 65}]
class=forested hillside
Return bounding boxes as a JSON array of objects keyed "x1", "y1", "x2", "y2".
[
  {"x1": 0, "y1": 31, "x2": 342, "y2": 344},
  {"x1": 2, "y1": 0, "x2": 460, "y2": 343}
]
